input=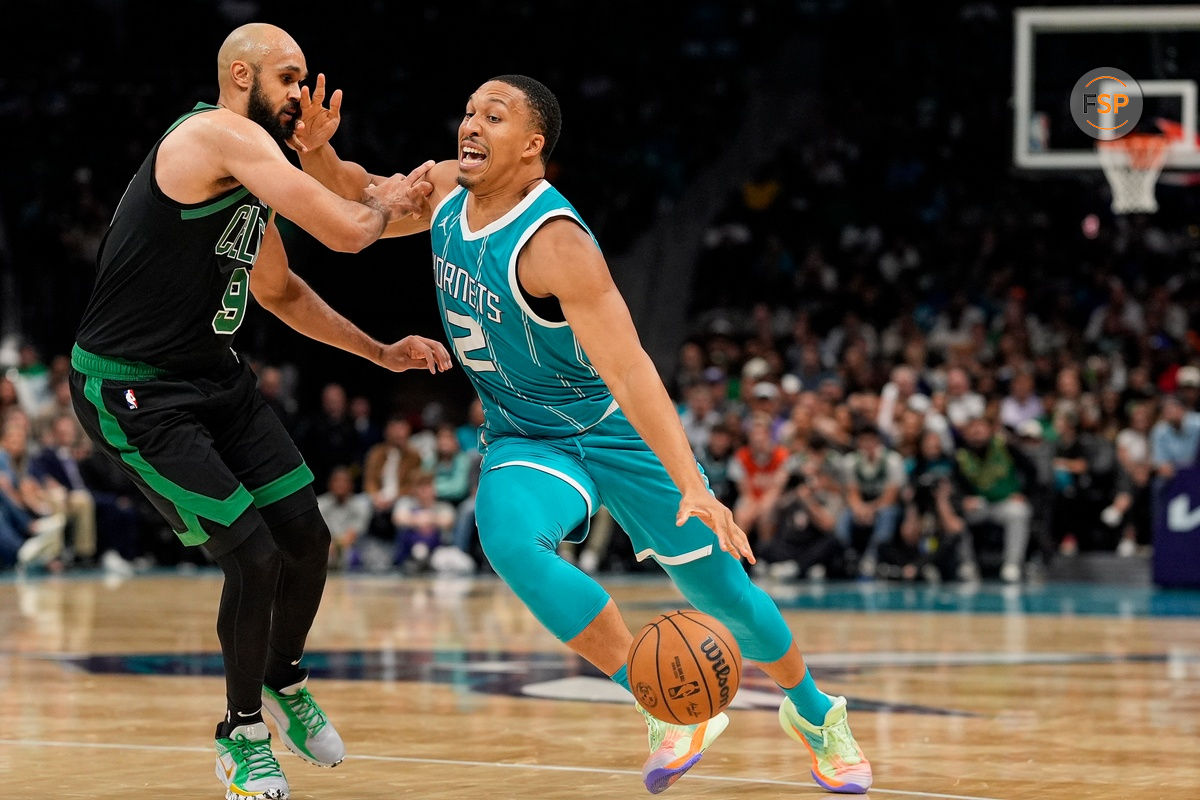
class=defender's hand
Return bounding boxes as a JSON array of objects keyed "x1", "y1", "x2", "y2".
[
  {"x1": 363, "y1": 161, "x2": 436, "y2": 221},
  {"x1": 287, "y1": 73, "x2": 343, "y2": 153},
  {"x1": 375, "y1": 335, "x2": 453, "y2": 373},
  {"x1": 676, "y1": 491, "x2": 756, "y2": 564}
]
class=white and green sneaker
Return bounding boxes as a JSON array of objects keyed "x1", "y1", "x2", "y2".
[
  {"x1": 262, "y1": 677, "x2": 345, "y2": 767},
  {"x1": 637, "y1": 704, "x2": 729, "y2": 794},
  {"x1": 215, "y1": 722, "x2": 289, "y2": 800}
]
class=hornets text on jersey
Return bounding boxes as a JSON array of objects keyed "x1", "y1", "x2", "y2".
[{"x1": 430, "y1": 181, "x2": 616, "y2": 439}]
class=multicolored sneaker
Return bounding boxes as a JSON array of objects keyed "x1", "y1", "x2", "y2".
[
  {"x1": 214, "y1": 721, "x2": 289, "y2": 800},
  {"x1": 779, "y1": 695, "x2": 872, "y2": 794},
  {"x1": 637, "y1": 704, "x2": 729, "y2": 794},
  {"x1": 262, "y1": 677, "x2": 345, "y2": 767}
]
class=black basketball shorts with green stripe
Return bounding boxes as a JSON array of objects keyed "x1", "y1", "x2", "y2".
[{"x1": 68, "y1": 344, "x2": 315, "y2": 557}]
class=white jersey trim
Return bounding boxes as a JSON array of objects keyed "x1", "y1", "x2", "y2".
[
  {"x1": 431, "y1": 185, "x2": 466, "y2": 228},
  {"x1": 460, "y1": 180, "x2": 552, "y2": 241},
  {"x1": 488, "y1": 460, "x2": 594, "y2": 517},
  {"x1": 507, "y1": 208, "x2": 586, "y2": 329},
  {"x1": 634, "y1": 544, "x2": 714, "y2": 565}
]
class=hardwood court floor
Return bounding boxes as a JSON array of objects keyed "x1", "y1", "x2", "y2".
[{"x1": 2, "y1": 571, "x2": 1198, "y2": 799}]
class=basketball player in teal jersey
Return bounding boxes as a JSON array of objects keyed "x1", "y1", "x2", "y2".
[{"x1": 295, "y1": 75, "x2": 872, "y2": 794}]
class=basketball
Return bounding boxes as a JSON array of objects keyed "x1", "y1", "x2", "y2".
[{"x1": 627, "y1": 610, "x2": 742, "y2": 724}]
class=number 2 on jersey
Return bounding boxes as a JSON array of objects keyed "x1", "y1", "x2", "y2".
[
  {"x1": 212, "y1": 267, "x2": 249, "y2": 334},
  {"x1": 445, "y1": 310, "x2": 496, "y2": 372}
]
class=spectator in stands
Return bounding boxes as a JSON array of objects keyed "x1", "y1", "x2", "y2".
[
  {"x1": 943, "y1": 367, "x2": 986, "y2": 432},
  {"x1": 764, "y1": 459, "x2": 844, "y2": 581},
  {"x1": 0, "y1": 411, "x2": 67, "y2": 569},
  {"x1": 906, "y1": 429, "x2": 976, "y2": 581},
  {"x1": 317, "y1": 466, "x2": 370, "y2": 570},
  {"x1": 697, "y1": 423, "x2": 738, "y2": 509},
  {"x1": 836, "y1": 424, "x2": 905, "y2": 577},
  {"x1": 1177, "y1": 365, "x2": 1200, "y2": 412},
  {"x1": 730, "y1": 415, "x2": 789, "y2": 545},
  {"x1": 349, "y1": 395, "x2": 382, "y2": 466},
  {"x1": 32, "y1": 378, "x2": 78, "y2": 443},
  {"x1": 1105, "y1": 400, "x2": 1155, "y2": 556},
  {"x1": 392, "y1": 472, "x2": 456, "y2": 573},
  {"x1": 294, "y1": 382, "x2": 360, "y2": 491},
  {"x1": 876, "y1": 365, "x2": 921, "y2": 441},
  {"x1": 1050, "y1": 412, "x2": 1090, "y2": 556},
  {"x1": 1151, "y1": 394, "x2": 1200, "y2": 479},
  {"x1": 954, "y1": 415, "x2": 1036, "y2": 582},
  {"x1": 29, "y1": 414, "x2": 123, "y2": 571},
  {"x1": 428, "y1": 424, "x2": 472, "y2": 507},
  {"x1": 1000, "y1": 369, "x2": 1043, "y2": 432},
  {"x1": 363, "y1": 415, "x2": 424, "y2": 540},
  {"x1": 680, "y1": 382, "x2": 722, "y2": 454}
]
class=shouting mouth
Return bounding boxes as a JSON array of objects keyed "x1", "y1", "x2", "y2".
[{"x1": 460, "y1": 141, "x2": 487, "y2": 170}]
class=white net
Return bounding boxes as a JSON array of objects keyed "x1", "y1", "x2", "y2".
[{"x1": 1097, "y1": 135, "x2": 1170, "y2": 214}]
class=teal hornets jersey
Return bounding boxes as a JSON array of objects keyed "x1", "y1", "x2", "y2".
[{"x1": 431, "y1": 181, "x2": 616, "y2": 438}]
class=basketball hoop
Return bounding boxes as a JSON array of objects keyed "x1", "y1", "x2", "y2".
[{"x1": 1096, "y1": 134, "x2": 1171, "y2": 214}]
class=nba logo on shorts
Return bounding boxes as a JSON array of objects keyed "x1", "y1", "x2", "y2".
[{"x1": 124, "y1": 389, "x2": 139, "y2": 409}]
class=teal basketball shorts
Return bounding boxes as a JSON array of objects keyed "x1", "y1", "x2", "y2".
[{"x1": 478, "y1": 409, "x2": 719, "y2": 564}]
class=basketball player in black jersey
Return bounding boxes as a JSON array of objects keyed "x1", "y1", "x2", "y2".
[{"x1": 69, "y1": 23, "x2": 451, "y2": 800}]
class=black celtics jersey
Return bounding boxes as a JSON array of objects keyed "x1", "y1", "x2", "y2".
[{"x1": 75, "y1": 103, "x2": 270, "y2": 375}]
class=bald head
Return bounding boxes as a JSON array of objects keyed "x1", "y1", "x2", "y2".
[
  {"x1": 215, "y1": 23, "x2": 306, "y2": 141},
  {"x1": 217, "y1": 23, "x2": 303, "y2": 92}
]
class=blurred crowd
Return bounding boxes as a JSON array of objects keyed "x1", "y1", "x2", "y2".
[{"x1": 4, "y1": 319, "x2": 1198, "y2": 583}]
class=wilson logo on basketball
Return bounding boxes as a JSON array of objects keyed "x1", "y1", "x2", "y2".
[{"x1": 700, "y1": 636, "x2": 733, "y2": 709}]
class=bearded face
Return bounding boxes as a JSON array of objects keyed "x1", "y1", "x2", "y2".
[{"x1": 247, "y1": 71, "x2": 299, "y2": 143}]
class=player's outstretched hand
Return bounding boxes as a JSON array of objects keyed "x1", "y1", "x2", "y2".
[
  {"x1": 364, "y1": 161, "x2": 436, "y2": 220},
  {"x1": 676, "y1": 491, "x2": 756, "y2": 564},
  {"x1": 286, "y1": 73, "x2": 343, "y2": 153},
  {"x1": 376, "y1": 335, "x2": 453, "y2": 374}
]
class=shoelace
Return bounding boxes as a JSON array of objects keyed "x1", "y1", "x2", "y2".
[
  {"x1": 819, "y1": 721, "x2": 862, "y2": 765},
  {"x1": 232, "y1": 735, "x2": 283, "y2": 781},
  {"x1": 282, "y1": 688, "x2": 327, "y2": 734}
]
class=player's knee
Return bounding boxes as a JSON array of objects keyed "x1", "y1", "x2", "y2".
[
  {"x1": 218, "y1": 525, "x2": 282, "y2": 583},
  {"x1": 269, "y1": 505, "x2": 331, "y2": 563}
]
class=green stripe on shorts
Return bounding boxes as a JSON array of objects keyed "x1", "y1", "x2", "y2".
[
  {"x1": 82, "y1": 375, "x2": 254, "y2": 544},
  {"x1": 249, "y1": 463, "x2": 315, "y2": 508}
]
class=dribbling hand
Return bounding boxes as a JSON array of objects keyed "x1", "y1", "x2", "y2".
[
  {"x1": 376, "y1": 335, "x2": 453, "y2": 374},
  {"x1": 676, "y1": 490, "x2": 756, "y2": 564},
  {"x1": 286, "y1": 73, "x2": 342, "y2": 153}
]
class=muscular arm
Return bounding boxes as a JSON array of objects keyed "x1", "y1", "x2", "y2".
[
  {"x1": 520, "y1": 219, "x2": 753, "y2": 560},
  {"x1": 161, "y1": 112, "x2": 426, "y2": 253},
  {"x1": 299, "y1": 143, "x2": 458, "y2": 239},
  {"x1": 249, "y1": 217, "x2": 388, "y2": 362}
]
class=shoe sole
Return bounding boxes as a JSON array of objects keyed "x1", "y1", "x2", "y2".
[
  {"x1": 643, "y1": 752, "x2": 703, "y2": 794},
  {"x1": 276, "y1": 734, "x2": 344, "y2": 768},
  {"x1": 216, "y1": 760, "x2": 289, "y2": 799}
]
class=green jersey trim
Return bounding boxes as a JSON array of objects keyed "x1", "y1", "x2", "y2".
[
  {"x1": 71, "y1": 344, "x2": 166, "y2": 380},
  {"x1": 81, "y1": 375, "x2": 254, "y2": 538},
  {"x1": 180, "y1": 186, "x2": 251, "y2": 220},
  {"x1": 163, "y1": 102, "x2": 220, "y2": 138},
  {"x1": 249, "y1": 463, "x2": 315, "y2": 508}
]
